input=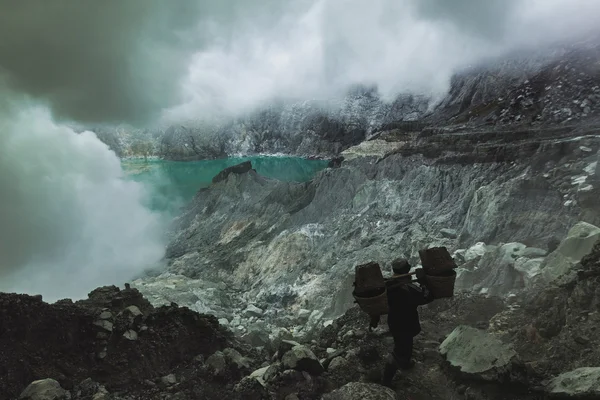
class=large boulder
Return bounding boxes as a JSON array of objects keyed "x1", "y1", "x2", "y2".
[
  {"x1": 321, "y1": 382, "x2": 397, "y2": 400},
  {"x1": 282, "y1": 345, "x2": 325, "y2": 376},
  {"x1": 223, "y1": 348, "x2": 251, "y2": 371},
  {"x1": 546, "y1": 367, "x2": 600, "y2": 398},
  {"x1": 19, "y1": 379, "x2": 68, "y2": 400},
  {"x1": 249, "y1": 366, "x2": 270, "y2": 387},
  {"x1": 242, "y1": 322, "x2": 271, "y2": 347},
  {"x1": 456, "y1": 242, "x2": 494, "y2": 264},
  {"x1": 540, "y1": 222, "x2": 600, "y2": 284},
  {"x1": 242, "y1": 304, "x2": 264, "y2": 318},
  {"x1": 439, "y1": 325, "x2": 517, "y2": 381}
]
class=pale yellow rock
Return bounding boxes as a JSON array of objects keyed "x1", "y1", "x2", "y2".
[
  {"x1": 341, "y1": 140, "x2": 404, "y2": 161},
  {"x1": 541, "y1": 222, "x2": 600, "y2": 284}
]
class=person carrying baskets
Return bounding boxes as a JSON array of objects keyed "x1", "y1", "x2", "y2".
[
  {"x1": 369, "y1": 258, "x2": 435, "y2": 387},
  {"x1": 352, "y1": 247, "x2": 457, "y2": 388}
]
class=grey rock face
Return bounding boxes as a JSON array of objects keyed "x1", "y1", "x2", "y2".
[
  {"x1": 95, "y1": 40, "x2": 600, "y2": 161},
  {"x1": 19, "y1": 379, "x2": 68, "y2": 400},
  {"x1": 429, "y1": 40, "x2": 600, "y2": 127},
  {"x1": 321, "y1": 382, "x2": 397, "y2": 400},
  {"x1": 130, "y1": 274, "x2": 233, "y2": 319},
  {"x1": 159, "y1": 128, "x2": 596, "y2": 320}
]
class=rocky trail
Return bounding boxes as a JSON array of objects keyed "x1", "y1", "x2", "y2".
[{"x1": 5, "y1": 240, "x2": 600, "y2": 399}]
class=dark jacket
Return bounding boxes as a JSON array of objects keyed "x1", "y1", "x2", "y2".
[{"x1": 385, "y1": 279, "x2": 435, "y2": 338}]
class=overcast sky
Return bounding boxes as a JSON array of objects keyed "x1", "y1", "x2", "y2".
[{"x1": 0, "y1": 0, "x2": 598, "y2": 125}]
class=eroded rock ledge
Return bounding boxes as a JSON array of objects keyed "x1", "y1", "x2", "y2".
[{"x1": 152, "y1": 124, "x2": 599, "y2": 329}]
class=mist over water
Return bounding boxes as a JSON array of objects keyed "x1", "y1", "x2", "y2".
[{"x1": 123, "y1": 157, "x2": 329, "y2": 215}]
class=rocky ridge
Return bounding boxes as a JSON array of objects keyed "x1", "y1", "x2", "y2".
[
  {"x1": 136, "y1": 121, "x2": 600, "y2": 325},
  {"x1": 93, "y1": 40, "x2": 600, "y2": 161}
]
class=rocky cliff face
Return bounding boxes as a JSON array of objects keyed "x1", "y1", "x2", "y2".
[
  {"x1": 428, "y1": 39, "x2": 600, "y2": 127},
  {"x1": 95, "y1": 88, "x2": 430, "y2": 160},
  {"x1": 126, "y1": 121, "x2": 600, "y2": 348}
]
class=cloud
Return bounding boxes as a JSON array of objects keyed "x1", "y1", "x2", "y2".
[
  {"x1": 2, "y1": 0, "x2": 597, "y2": 125},
  {"x1": 163, "y1": 0, "x2": 600, "y2": 122},
  {"x1": 0, "y1": 0, "x2": 204, "y2": 125},
  {"x1": 413, "y1": 0, "x2": 519, "y2": 39}
]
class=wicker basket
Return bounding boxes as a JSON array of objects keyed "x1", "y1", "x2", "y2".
[
  {"x1": 419, "y1": 247, "x2": 457, "y2": 276},
  {"x1": 354, "y1": 262, "x2": 385, "y2": 294},
  {"x1": 425, "y1": 270, "x2": 456, "y2": 299},
  {"x1": 353, "y1": 288, "x2": 389, "y2": 316}
]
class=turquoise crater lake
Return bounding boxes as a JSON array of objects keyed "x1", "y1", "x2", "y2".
[{"x1": 122, "y1": 156, "x2": 329, "y2": 214}]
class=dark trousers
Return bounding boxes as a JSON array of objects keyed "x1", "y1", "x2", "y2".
[
  {"x1": 383, "y1": 332, "x2": 414, "y2": 386},
  {"x1": 391, "y1": 333, "x2": 413, "y2": 369}
]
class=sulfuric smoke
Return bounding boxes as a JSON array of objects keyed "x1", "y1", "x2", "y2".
[{"x1": 0, "y1": 103, "x2": 166, "y2": 301}]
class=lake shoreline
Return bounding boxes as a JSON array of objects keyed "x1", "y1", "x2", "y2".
[
  {"x1": 121, "y1": 156, "x2": 329, "y2": 214},
  {"x1": 120, "y1": 152, "x2": 332, "y2": 162}
]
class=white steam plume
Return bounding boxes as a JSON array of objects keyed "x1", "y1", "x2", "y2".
[
  {"x1": 0, "y1": 103, "x2": 166, "y2": 301},
  {"x1": 0, "y1": 0, "x2": 192, "y2": 300}
]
